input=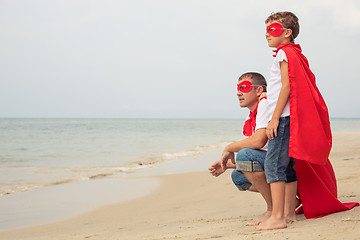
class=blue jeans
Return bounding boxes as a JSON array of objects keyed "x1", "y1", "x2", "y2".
[
  {"x1": 231, "y1": 148, "x2": 267, "y2": 191},
  {"x1": 264, "y1": 116, "x2": 297, "y2": 183}
]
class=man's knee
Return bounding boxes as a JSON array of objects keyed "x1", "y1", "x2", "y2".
[
  {"x1": 235, "y1": 148, "x2": 265, "y2": 172},
  {"x1": 236, "y1": 148, "x2": 254, "y2": 162}
]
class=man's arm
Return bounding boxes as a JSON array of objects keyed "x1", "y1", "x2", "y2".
[
  {"x1": 224, "y1": 128, "x2": 268, "y2": 152},
  {"x1": 221, "y1": 128, "x2": 267, "y2": 170}
]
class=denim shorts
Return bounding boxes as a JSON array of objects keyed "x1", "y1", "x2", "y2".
[
  {"x1": 231, "y1": 148, "x2": 267, "y2": 191},
  {"x1": 264, "y1": 116, "x2": 297, "y2": 184}
]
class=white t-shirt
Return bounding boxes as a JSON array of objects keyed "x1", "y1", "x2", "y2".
[
  {"x1": 244, "y1": 98, "x2": 270, "y2": 151},
  {"x1": 267, "y1": 49, "x2": 291, "y2": 121}
]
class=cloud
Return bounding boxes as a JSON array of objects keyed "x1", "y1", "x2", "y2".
[
  {"x1": 0, "y1": 0, "x2": 359, "y2": 118},
  {"x1": 310, "y1": 0, "x2": 360, "y2": 30}
]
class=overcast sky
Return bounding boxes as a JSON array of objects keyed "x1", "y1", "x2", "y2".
[{"x1": 1, "y1": 0, "x2": 359, "y2": 119}]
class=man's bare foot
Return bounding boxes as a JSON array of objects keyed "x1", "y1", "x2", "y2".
[
  {"x1": 256, "y1": 216, "x2": 287, "y2": 231},
  {"x1": 246, "y1": 211, "x2": 271, "y2": 226}
]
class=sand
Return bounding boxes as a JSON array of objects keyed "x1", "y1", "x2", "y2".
[{"x1": 1, "y1": 132, "x2": 359, "y2": 240}]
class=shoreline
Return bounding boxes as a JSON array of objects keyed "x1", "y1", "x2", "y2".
[
  {"x1": 0, "y1": 175, "x2": 162, "y2": 230},
  {"x1": 1, "y1": 132, "x2": 359, "y2": 239},
  {"x1": 0, "y1": 148, "x2": 221, "y2": 231}
]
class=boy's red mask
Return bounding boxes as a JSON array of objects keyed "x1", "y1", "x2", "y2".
[
  {"x1": 266, "y1": 22, "x2": 284, "y2": 37},
  {"x1": 237, "y1": 81, "x2": 253, "y2": 93}
]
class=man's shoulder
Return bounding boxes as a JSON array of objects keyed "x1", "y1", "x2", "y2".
[
  {"x1": 257, "y1": 98, "x2": 268, "y2": 111},
  {"x1": 255, "y1": 98, "x2": 270, "y2": 127}
]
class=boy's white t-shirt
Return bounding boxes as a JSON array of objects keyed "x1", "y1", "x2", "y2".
[
  {"x1": 244, "y1": 98, "x2": 270, "y2": 151},
  {"x1": 267, "y1": 49, "x2": 291, "y2": 121}
]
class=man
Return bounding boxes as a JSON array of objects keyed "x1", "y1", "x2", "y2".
[{"x1": 209, "y1": 72, "x2": 271, "y2": 225}]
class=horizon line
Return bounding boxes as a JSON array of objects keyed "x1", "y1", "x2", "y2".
[{"x1": 1, "y1": 117, "x2": 360, "y2": 120}]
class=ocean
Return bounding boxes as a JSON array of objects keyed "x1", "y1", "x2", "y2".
[
  {"x1": 0, "y1": 118, "x2": 242, "y2": 196},
  {"x1": 1, "y1": 118, "x2": 359, "y2": 196}
]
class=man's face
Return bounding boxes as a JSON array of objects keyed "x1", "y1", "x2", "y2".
[{"x1": 237, "y1": 78, "x2": 259, "y2": 109}]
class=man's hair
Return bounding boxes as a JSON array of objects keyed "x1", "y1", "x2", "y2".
[
  {"x1": 265, "y1": 11, "x2": 299, "y2": 43},
  {"x1": 239, "y1": 72, "x2": 267, "y2": 92}
]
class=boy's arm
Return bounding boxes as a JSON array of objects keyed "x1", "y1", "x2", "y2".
[{"x1": 266, "y1": 60, "x2": 290, "y2": 140}]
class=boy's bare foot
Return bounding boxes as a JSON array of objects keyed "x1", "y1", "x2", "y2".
[
  {"x1": 256, "y1": 216, "x2": 287, "y2": 231},
  {"x1": 285, "y1": 197, "x2": 300, "y2": 222},
  {"x1": 285, "y1": 214, "x2": 297, "y2": 223},
  {"x1": 246, "y1": 211, "x2": 272, "y2": 226}
]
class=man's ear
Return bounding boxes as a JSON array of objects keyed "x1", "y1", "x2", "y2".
[
  {"x1": 257, "y1": 86, "x2": 266, "y2": 99},
  {"x1": 256, "y1": 86, "x2": 264, "y2": 97}
]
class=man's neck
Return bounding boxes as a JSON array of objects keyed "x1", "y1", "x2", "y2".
[{"x1": 248, "y1": 101, "x2": 258, "y2": 112}]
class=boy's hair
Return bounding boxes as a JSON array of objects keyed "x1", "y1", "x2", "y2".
[
  {"x1": 265, "y1": 11, "x2": 299, "y2": 43},
  {"x1": 239, "y1": 72, "x2": 267, "y2": 92}
]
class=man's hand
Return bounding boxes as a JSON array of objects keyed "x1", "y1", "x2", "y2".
[
  {"x1": 209, "y1": 150, "x2": 236, "y2": 177},
  {"x1": 208, "y1": 160, "x2": 226, "y2": 177},
  {"x1": 220, "y1": 151, "x2": 235, "y2": 171}
]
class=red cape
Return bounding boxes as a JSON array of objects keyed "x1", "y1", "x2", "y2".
[{"x1": 276, "y1": 43, "x2": 359, "y2": 218}]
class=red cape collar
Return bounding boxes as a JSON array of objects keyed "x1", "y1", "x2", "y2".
[{"x1": 272, "y1": 43, "x2": 302, "y2": 57}]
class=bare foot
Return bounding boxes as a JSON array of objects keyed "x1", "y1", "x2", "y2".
[
  {"x1": 256, "y1": 216, "x2": 287, "y2": 231},
  {"x1": 285, "y1": 197, "x2": 301, "y2": 222},
  {"x1": 285, "y1": 214, "x2": 297, "y2": 223},
  {"x1": 246, "y1": 211, "x2": 272, "y2": 226}
]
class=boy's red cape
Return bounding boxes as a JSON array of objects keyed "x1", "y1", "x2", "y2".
[{"x1": 275, "y1": 43, "x2": 359, "y2": 218}]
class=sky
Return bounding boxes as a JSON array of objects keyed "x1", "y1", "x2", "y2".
[{"x1": 1, "y1": 0, "x2": 360, "y2": 119}]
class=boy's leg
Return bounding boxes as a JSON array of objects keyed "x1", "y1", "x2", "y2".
[
  {"x1": 258, "y1": 117, "x2": 291, "y2": 230},
  {"x1": 284, "y1": 157, "x2": 298, "y2": 222},
  {"x1": 257, "y1": 181, "x2": 287, "y2": 230},
  {"x1": 284, "y1": 181, "x2": 298, "y2": 222}
]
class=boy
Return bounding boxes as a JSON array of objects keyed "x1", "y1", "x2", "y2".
[
  {"x1": 209, "y1": 72, "x2": 272, "y2": 225},
  {"x1": 258, "y1": 11, "x2": 358, "y2": 231}
]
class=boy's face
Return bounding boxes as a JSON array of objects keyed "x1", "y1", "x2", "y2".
[
  {"x1": 237, "y1": 78, "x2": 260, "y2": 110},
  {"x1": 265, "y1": 21, "x2": 291, "y2": 48}
]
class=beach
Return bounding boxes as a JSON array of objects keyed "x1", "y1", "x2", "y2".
[
  {"x1": 0, "y1": 132, "x2": 359, "y2": 240},
  {"x1": 2, "y1": 1, "x2": 360, "y2": 239}
]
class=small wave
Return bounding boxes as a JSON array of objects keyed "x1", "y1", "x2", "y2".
[
  {"x1": 89, "y1": 173, "x2": 113, "y2": 179},
  {"x1": 0, "y1": 166, "x2": 133, "y2": 196},
  {"x1": 1, "y1": 183, "x2": 43, "y2": 195},
  {"x1": 160, "y1": 142, "x2": 228, "y2": 160},
  {"x1": 48, "y1": 179, "x2": 74, "y2": 186},
  {"x1": 135, "y1": 141, "x2": 230, "y2": 166}
]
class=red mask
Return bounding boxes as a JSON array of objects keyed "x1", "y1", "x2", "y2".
[
  {"x1": 237, "y1": 81, "x2": 253, "y2": 93},
  {"x1": 266, "y1": 22, "x2": 284, "y2": 37}
]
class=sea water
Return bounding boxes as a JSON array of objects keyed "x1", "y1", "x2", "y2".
[
  {"x1": 0, "y1": 118, "x2": 243, "y2": 195},
  {"x1": 0, "y1": 118, "x2": 359, "y2": 196}
]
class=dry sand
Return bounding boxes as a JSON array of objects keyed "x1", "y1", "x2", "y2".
[{"x1": 1, "y1": 132, "x2": 359, "y2": 240}]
